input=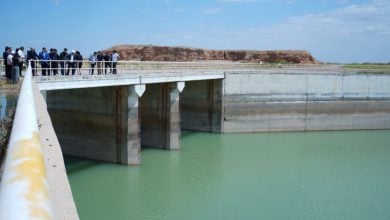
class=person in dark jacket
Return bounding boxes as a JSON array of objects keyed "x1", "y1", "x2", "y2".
[
  {"x1": 49, "y1": 48, "x2": 60, "y2": 75},
  {"x1": 3, "y1": 46, "x2": 10, "y2": 80},
  {"x1": 67, "y1": 50, "x2": 76, "y2": 75},
  {"x1": 5, "y1": 47, "x2": 13, "y2": 81},
  {"x1": 59, "y1": 48, "x2": 68, "y2": 75},
  {"x1": 103, "y1": 53, "x2": 111, "y2": 74},
  {"x1": 27, "y1": 48, "x2": 39, "y2": 76},
  {"x1": 11, "y1": 49, "x2": 21, "y2": 84},
  {"x1": 75, "y1": 51, "x2": 83, "y2": 75},
  {"x1": 96, "y1": 51, "x2": 103, "y2": 75}
]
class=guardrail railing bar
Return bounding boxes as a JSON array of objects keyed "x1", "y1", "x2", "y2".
[{"x1": 0, "y1": 62, "x2": 53, "y2": 220}]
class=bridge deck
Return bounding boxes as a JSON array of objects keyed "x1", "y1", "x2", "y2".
[
  {"x1": 35, "y1": 71, "x2": 224, "y2": 90},
  {"x1": 30, "y1": 61, "x2": 335, "y2": 90}
]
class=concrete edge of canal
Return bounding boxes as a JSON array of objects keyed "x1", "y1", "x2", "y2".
[{"x1": 33, "y1": 83, "x2": 79, "y2": 220}]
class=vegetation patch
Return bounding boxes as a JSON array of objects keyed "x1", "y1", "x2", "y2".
[{"x1": 343, "y1": 63, "x2": 390, "y2": 74}]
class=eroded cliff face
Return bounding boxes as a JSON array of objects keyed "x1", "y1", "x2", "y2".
[{"x1": 103, "y1": 45, "x2": 318, "y2": 64}]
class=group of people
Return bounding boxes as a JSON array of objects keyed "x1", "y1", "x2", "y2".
[
  {"x1": 27, "y1": 47, "x2": 84, "y2": 76},
  {"x1": 88, "y1": 50, "x2": 120, "y2": 75},
  {"x1": 3, "y1": 46, "x2": 25, "y2": 84},
  {"x1": 2, "y1": 46, "x2": 120, "y2": 80}
]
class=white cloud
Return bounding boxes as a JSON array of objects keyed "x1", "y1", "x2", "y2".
[
  {"x1": 201, "y1": 8, "x2": 221, "y2": 14},
  {"x1": 191, "y1": 0, "x2": 390, "y2": 62},
  {"x1": 132, "y1": 0, "x2": 390, "y2": 62}
]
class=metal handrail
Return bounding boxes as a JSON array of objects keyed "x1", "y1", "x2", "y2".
[
  {"x1": 2, "y1": 59, "x2": 390, "y2": 77},
  {"x1": 0, "y1": 63, "x2": 53, "y2": 219},
  {"x1": 27, "y1": 59, "x2": 337, "y2": 76}
]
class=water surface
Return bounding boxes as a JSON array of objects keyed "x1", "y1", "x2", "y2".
[
  {"x1": 65, "y1": 130, "x2": 390, "y2": 220},
  {"x1": 0, "y1": 96, "x2": 6, "y2": 119}
]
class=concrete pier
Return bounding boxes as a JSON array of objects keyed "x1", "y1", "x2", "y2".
[{"x1": 140, "y1": 83, "x2": 182, "y2": 150}]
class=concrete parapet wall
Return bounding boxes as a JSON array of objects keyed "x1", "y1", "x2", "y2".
[{"x1": 224, "y1": 72, "x2": 390, "y2": 132}]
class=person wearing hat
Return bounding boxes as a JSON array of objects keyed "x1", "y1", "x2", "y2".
[{"x1": 39, "y1": 47, "x2": 50, "y2": 76}]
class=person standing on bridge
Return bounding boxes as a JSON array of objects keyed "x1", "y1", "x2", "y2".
[
  {"x1": 103, "y1": 52, "x2": 111, "y2": 74},
  {"x1": 88, "y1": 52, "x2": 97, "y2": 75},
  {"x1": 97, "y1": 51, "x2": 103, "y2": 75},
  {"x1": 59, "y1": 48, "x2": 68, "y2": 75},
  {"x1": 27, "y1": 48, "x2": 39, "y2": 76},
  {"x1": 75, "y1": 51, "x2": 83, "y2": 75},
  {"x1": 49, "y1": 48, "x2": 60, "y2": 75},
  {"x1": 39, "y1": 47, "x2": 50, "y2": 76},
  {"x1": 5, "y1": 48, "x2": 13, "y2": 82},
  {"x1": 17, "y1": 46, "x2": 25, "y2": 77},
  {"x1": 3, "y1": 47, "x2": 11, "y2": 81},
  {"x1": 111, "y1": 50, "x2": 119, "y2": 74},
  {"x1": 11, "y1": 49, "x2": 21, "y2": 84},
  {"x1": 67, "y1": 50, "x2": 76, "y2": 75}
]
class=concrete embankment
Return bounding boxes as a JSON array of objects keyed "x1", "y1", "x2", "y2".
[
  {"x1": 223, "y1": 69, "x2": 390, "y2": 132},
  {"x1": 34, "y1": 84, "x2": 79, "y2": 219}
]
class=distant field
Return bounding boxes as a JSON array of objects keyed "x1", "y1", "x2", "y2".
[
  {"x1": 343, "y1": 64, "x2": 390, "y2": 69},
  {"x1": 342, "y1": 64, "x2": 390, "y2": 74}
]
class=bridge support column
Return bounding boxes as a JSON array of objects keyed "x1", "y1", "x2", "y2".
[
  {"x1": 122, "y1": 84, "x2": 145, "y2": 165},
  {"x1": 141, "y1": 82, "x2": 185, "y2": 149}
]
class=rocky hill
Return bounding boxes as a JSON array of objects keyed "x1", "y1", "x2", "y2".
[{"x1": 103, "y1": 45, "x2": 318, "y2": 64}]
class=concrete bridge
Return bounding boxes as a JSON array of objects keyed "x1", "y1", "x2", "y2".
[{"x1": 34, "y1": 61, "x2": 230, "y2": 165}]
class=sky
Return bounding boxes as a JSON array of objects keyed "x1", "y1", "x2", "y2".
[{"x1": 2, "y1": 0, "x2": 390, "y2": 63}]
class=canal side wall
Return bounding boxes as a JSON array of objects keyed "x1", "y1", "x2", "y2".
[{"x1": 223, "y1": 71, "x2": 390, "y2": 132}]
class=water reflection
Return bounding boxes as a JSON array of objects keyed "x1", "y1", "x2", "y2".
[{"x1": 0, "y1": 96, "x2": 6, "y2": 119}]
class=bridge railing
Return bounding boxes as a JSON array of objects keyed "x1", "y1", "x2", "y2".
[
  {"x1": 27, "y1": 60, "x2": 336, "y2": 76},
  {"x1": 0, "y1": 64, "x2": 53, "y2": 219},
  {"x1": 3, "y1": 59, "x2": 390, "y2": 77}
]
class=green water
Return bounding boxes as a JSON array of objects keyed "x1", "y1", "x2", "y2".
[{"x1": 65, "y1": 130, "x2": 390, "y2": 220}]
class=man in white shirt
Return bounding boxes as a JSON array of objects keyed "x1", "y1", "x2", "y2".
[
  {"x1": 17, "y1": 46, "x2": 25, "y2": 77},
  {"x1": 111, "y1": 50, "x2": 119, "y2": 74}
]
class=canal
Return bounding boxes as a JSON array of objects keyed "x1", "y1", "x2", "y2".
[{"x1": 65, "y1": 130, "x2": 390, "y2": 220}]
